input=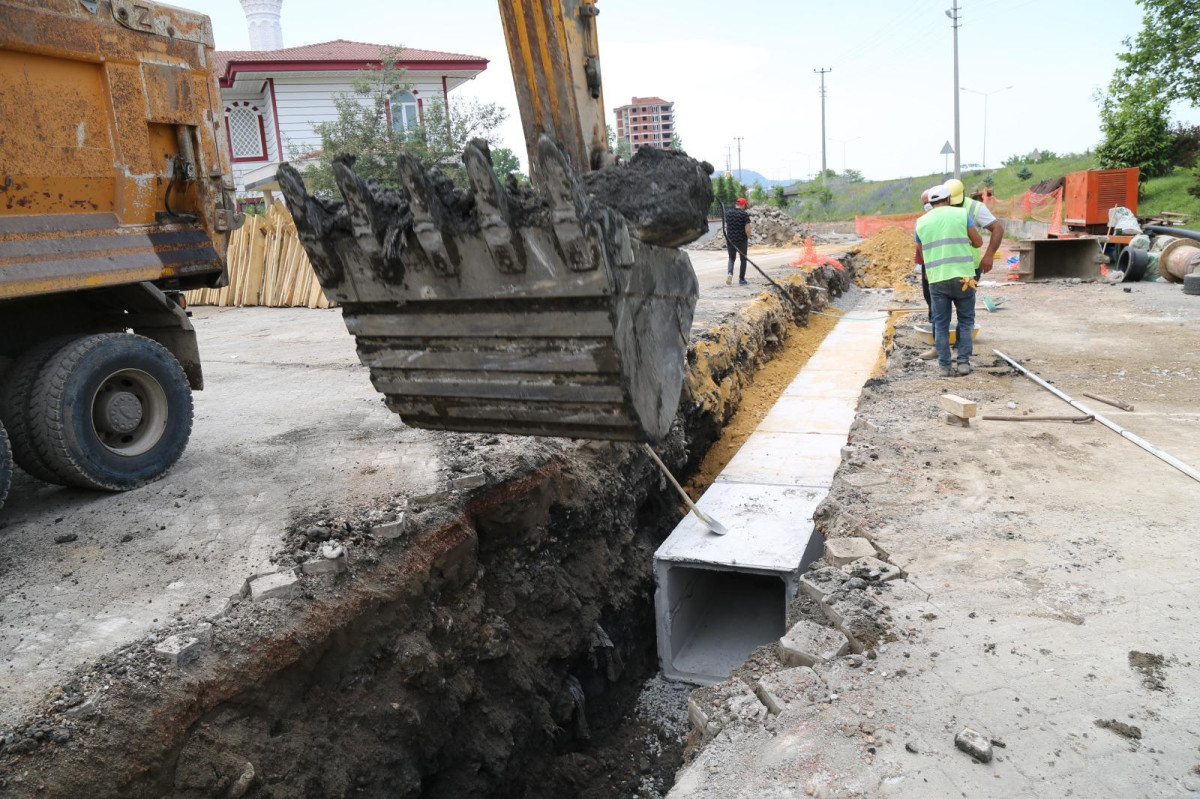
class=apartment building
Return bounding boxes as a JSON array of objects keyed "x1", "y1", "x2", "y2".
[{"x1": 613, "y1": 97, "x2": 674, "y2": 152}]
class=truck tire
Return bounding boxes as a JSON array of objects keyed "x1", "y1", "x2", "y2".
[
  {"x1": 28, "y1": 333, "x2": 194, "y2": 491},
  {"x1": 1185, "y1": 273, "x2": 1200, "y2": 296},
  {"x1": 0, "y1": 421, "x2": 12, "y2": 510},
  {"x1": 0, "y1": 337, "x2": 80, "y2": 484}
]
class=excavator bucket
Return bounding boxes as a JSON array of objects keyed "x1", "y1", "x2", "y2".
[{"x1": 278, "y1": 137, "x2": 702, "y2": 443}]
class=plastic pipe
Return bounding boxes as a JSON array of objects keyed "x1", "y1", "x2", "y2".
[
  {"x1": 994, "y1": 349, "x2": 1200, "y2": 484},
  {"x1": 1144, "y1": 225, "x2": 1200, "y2": 244}
]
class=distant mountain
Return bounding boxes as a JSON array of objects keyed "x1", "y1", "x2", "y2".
[{"x1": 710, "y1": 168, "x2": 800, "y2": 188}]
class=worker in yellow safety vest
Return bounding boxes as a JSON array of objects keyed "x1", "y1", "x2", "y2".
[
  {"x1": 914, "y1": 184, "x2": 983, "y2": 377},
  {"x1": 944, "y1": 178, "x2": 1004, "y2": 277}
]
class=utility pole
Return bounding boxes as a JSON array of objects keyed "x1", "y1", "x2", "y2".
[
  {"x1": 734, "y1": 136, "x2": 743, "y2": 184},
  {"x1": 814, "y1": 68, "x2": 831, "y2": 177},
  {"x1": 946, "y1": 1, "x2": 961, "y2": 178},
  {"x1": 961, "y1": 85, "x2": 1012, "y2": 168},
  {"x1": 725, "y1": 146, "x2": 732, "y2": 175}
]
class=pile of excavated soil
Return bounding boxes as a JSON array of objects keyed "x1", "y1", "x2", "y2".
[
  {"x1": 847, "y1": 226, "x2": 918, "y2": 289},
  {"x1": 688, "y1": 205, "x2": 811, "y2": 250}
]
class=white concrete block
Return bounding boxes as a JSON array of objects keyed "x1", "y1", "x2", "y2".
[
  {"x1": 778, "y1": 619, "x2": 849, "y2": 667},
  {"x1": 715, "y1": 432, "x2": 845, "y2": 488},
  {"x1": 844, "y1": 555, "x2": 900, "y2": 582},
  {"x1": 755, "y1": 666, "x2": 825, "y2": 714},
  {"x1": 656, "y1": 482, "x2": 823, "y2": 573},
  {"x1": 756, "y1": 397, "x2": 858, "y2": 436},
  {"x1": 823, "y1": 537, "x2": 876, "y2": 566},
  {"x1": 782, "y1": 369, "x2": 871, "y2": 400},
  {"x1": 154, "y1": 634, "x2": 203, "y2": 666},
  {"x1": 246, "y1": 570, "x2": 299, "y2": 601},
  {"x1": 371, "y1": 514, "x2": 406, "y2": 540}
]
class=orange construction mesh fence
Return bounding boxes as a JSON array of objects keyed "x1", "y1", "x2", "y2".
[
  {"x1": 980, "y1": 187, "x2": 1063, "y2": 234},
  {"x1": 789, "y1": 236, "x2": 844, "y2": 269},
  {"x1": 854, "y1": 186, "x2": 1064, "y2": 238},
  {"x1": 854, "y1": 212, "x2": 921, "y2": 238}
]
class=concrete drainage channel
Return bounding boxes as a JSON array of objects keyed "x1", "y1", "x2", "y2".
[
  {"x1": 0, "y1": 267, "x2": 865, "y2": 799},
  {"x1": 656, "y1": 296, "x2": 889, "y2": 685}
]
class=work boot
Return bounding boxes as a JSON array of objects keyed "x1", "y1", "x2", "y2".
[
  {"x1": 957, "y1": 362, "x2": 972, "y2": 376},
  {"x1": 939, "y1": 365, "x2": 955, "y2": 378},
  {"x1": 726, "y1": 274, "x2": 732, "y2": 286},
  {"x1": 917, "y1": 347, "x2": 937, "y2": 360}
]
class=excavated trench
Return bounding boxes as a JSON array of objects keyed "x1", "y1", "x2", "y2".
[{"x1": 2, "y1": 265, "x2": 853, "y2": 799}]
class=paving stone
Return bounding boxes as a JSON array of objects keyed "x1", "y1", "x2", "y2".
[
  {"x1": 800, "y1": 566, "x2": 848, "y2": 602},
  {"x1": 843, "y1": 555, "x2": 901, "y2": 582},
  {"x1": 754, "y1": 666, "x2": 824, "y2": 715},
  {"x1": 824, "y1": 536, "x2": 876, "y2": 566},
  {"x1": 371, "y1": 514, "x2": 406, "y2": 540},
  {"x1": 778, "y1": 619, "x2": 850, "y2": 667},
  {"x1": 449, "y1": 472, "x2": 487, "y2": 490},
  {"x1": 245, "y1": 570, "x2": 300, "y2": 601},
  {"x1": 153, "y1": 634, "x2": 203, "y2": 667}
]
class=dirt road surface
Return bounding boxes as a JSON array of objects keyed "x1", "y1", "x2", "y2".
[
  {"x1": 0, "y1": 244, "x2": 851, "y2": 731},
  {"x1": 669, "y1": 278, "x2": 1200, "y2": 798}
]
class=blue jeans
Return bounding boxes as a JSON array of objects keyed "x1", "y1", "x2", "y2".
[{"x1": 930, "y1": 279, "x2": 975, "y2": 367}]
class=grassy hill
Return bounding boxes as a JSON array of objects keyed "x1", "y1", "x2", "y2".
[{"x1": 787, "y1": 154, "x2": 1200, "y2": 224}]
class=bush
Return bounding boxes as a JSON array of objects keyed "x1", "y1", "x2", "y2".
[
  {"x1": 1016, "y1": 166, "x2": 1033, "y2": 181},
  {"x1": 1168, "y1": 123, "x2": 1200, "y2": 168}
]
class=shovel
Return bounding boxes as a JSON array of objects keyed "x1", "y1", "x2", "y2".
[{"x1": 642, "y1": 444, "x2": 729, "y2": 536}]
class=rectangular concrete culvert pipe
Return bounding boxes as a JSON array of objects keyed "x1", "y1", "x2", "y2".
[{"x1": 654, "y1": 482, "x2": 825, "y2": 685}]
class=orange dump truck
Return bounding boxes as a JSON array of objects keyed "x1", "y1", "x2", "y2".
[{"x1": 0, "y1": 0, "x2": 240, "y2": 507}]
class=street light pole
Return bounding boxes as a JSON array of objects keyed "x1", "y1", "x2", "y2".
[
  {"x1": 814, "y1": 68, "x2": 832, "y2": 176},
  {"x1": 946, "y1": 1, "x2": 961, "y2": 179},
  {"x1": 961, "y1": 85, "x2": 1012, "y2": 168},
  {"x1": 734, "y1": 136, "x2": 744, "y2": 184}
]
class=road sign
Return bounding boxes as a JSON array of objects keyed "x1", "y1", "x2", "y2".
[{"x1": 940, "y1": 141, "x2": 955, "y2": 155}]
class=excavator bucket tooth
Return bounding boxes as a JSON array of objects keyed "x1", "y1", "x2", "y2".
[
  {"x1": 463, "y1": 140, "x2": 525, "y2": 274},
  {"x1": 283, "y1": 141, "x2": 704, "y2": 443}
]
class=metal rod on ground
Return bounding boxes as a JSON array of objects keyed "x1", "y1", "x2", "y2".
[
  {"x1": 994, "y1": 349, "x2": 1200, "y2": 484},
  {"x1": 642, "y1": 444, "x2": 728, "y2": 536},
  {"x1": 1082, "y1": 392, "x2": 1135, "y2": 412},
  {"x1": 982, "y1": 414, "x2": 1094, "y2": 424}
]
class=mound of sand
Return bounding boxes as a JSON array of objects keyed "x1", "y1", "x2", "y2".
[{"x1": 848, "y1": 226, "x2": 918, "y2": 289}]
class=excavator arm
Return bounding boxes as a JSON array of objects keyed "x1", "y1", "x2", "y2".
[
  {"x1": 497, "y1": 0, "x2": 611, "y2": 175},
  {"x1": 279, "y1": 1, "x2": 714, "y2": 443}
]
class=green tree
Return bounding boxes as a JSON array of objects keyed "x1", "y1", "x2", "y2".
[
  {"x1": 1117, "y1": 0, "x2": 1200, "y2": 105},
  {"x1": 606, "y1": 124, "x2": 616, "y2": 151},
  {"x1": 770, "y1": 184, "x2": 787, "y2": 208},
  {"x1": 843, "y1": 168, "x2": 865, "y2": 183},
  {"x1": 301, "y1": 48, "x2": 507, "y2": 194},
  {"x1": 750, "y1": 181, "x2": 767, "y2": 204},
  {"x1": 489, "y1": 146, "x2": 524, "y2": 183},
  {"x1": 616, "y1": 136, "x2": 632, "y2": 160},
  {"x1": 1095, "y1": 76, "x2": 1173, "y2": 179},
  {"x1": 669, "y1": 132, "x2": 684, "y2": 152},
  {"x1": 1016, "y1": 165, "x2": 1033, "y2": 181},
  {"x1": 982, "y1": 173, "x2": 996, "y2": 188}
]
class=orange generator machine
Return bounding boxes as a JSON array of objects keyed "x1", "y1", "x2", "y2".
[{"x1": 1064, "y1": 167, "x2": 1140, "y2": 234}]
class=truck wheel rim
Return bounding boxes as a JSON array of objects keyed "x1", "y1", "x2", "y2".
[{"x1": 91, "y1": 369, "x2": 168, "y2": 457}]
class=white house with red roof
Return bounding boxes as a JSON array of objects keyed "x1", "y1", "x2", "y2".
[{"x1": 216, "y1": 5, "x2": 488, "y2": 194}]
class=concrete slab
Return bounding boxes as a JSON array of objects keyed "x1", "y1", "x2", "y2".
[
  {"x1": 655, "y1": 482, "x2": 825, "y2": 573},
  {"x1": 781, "y1": 368, "x2": 874, "y2": 400},
  {"x1": 756, "y1": 397, "x2": 858, "y2": 436},
  {"x1": 715, "y1": 431, "x2": 846, "y2": 488}
]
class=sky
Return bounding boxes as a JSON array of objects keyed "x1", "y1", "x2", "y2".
[{"x1": 190, "y1": 0, "x2": 1199, "y2": 182}]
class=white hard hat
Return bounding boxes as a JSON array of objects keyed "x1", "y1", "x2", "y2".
[{"x1": 927, "y1": 184, "x2": 950, "y2": 203}]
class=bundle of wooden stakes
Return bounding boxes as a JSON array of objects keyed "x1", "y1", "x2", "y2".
[{"x1": 187, "y1": 200, "x2": 333, "y2": 309}]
